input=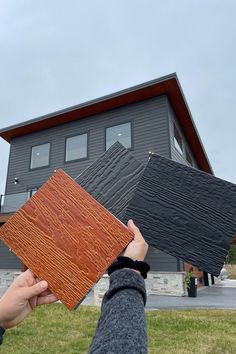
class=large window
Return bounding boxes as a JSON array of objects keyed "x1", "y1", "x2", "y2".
[
  {"x1": 65, "y1": 133, "x2": 88, "y2": 162},
  {"x1": 174, "y1": 125, "x2": 183, "y2": 154},
  {"x1": 106, "y1": 122, "x2": 132, "y2": 150},
  {"x1": 30, "y1": 143, "x2": 50, "y2": 169},
  {"x1": 186, "y1": 149, "x2": 193, "y2": 166},
  {"x1": 27, "y1": 188, "x2": 38, "y2": 199}
]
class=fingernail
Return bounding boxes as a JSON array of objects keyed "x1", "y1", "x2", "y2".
[{"x1": 40, "y1": 281, "x2": 48, "y2": 289}]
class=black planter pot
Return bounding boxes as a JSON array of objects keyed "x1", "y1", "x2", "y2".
[{"x1": 187, "y1": 277, "x2": 197, "y2": 297}]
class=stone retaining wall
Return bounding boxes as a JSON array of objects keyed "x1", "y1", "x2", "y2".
[
  {"x1": 1, "y1": 270, "x2": 186, "y2": 306},
  {"x1": 0, "y1": 269, "x2": 21, "y2": 288},
  {"x1": 94, "y1": 272, "x2": 186, "y2": 306},
  {"x1": 146, "y1": 272, "x2": 186, "y2": 296}
]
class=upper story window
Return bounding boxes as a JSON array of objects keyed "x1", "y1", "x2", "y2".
[
  {"x1": 174, "y1": 125, "x2": 183, "y2": 154},
  {"x1": 30, "y1": 143, "x2": 50, "y2": 169},
  {"x1": 106, "y1": 122, "x2": 132, "y2": 150},
  {"x1": 186, "y1": 149, "x2": 193, "y2": 166},
  {"x1": 27, "y1": 188, "x2": 38, "y2": 199},
  {"x1": 65, "y1": 133, "x2": 88, "y2": 162}
]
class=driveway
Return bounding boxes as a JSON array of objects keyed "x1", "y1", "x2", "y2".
[{"x1": 146, "y1": 280, "x2": 236, "y2": 310}]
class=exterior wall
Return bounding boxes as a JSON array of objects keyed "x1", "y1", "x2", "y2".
[
  {"x1": 0, "y1": 240, "x2": 21, "y2": 269},
  {"x1": 168, "y1": 102, "x2": 198, "y2": 168},
  {"x1": 3, "y1": 95, "x2": 179, "y2": 272},
  {"x1": 6, "y1": 96, "x2": 170, "y2": 194},
  {"x1": 94, "y1": 272, "x2": 186, "y2": 306},
  {"x1": 145, "y1": 246, "x2": 180, "y2": 272}
]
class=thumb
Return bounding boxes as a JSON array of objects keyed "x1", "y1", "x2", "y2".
[
  {"x1": 128, "y1": 219, "x2": 143, "y2": 241},
  {"x1": 22, "y1": 281, "x2": 48, "y2": 300}
]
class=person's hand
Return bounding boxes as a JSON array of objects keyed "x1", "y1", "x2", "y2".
[
  {"x1": 124, "y1": 219, "x2": 148, "y2": 261},
  {"x1": 0, "y1": 270, "x2": 58, "y2": 329}
]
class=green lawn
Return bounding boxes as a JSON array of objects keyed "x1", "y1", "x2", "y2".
[{"x1": 1, "y1": 305, "x2": 236, "y2": 354}]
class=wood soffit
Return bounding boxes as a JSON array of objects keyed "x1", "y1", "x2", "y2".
[{"x1": 0, "y1": 75, "x2": 213, "y2": 174}]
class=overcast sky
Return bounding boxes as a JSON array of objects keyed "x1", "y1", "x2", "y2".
[{"x1": 0, "y1": 0, "x2": 235, "y2": 195}]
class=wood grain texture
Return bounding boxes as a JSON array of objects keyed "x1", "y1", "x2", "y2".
[
  {"x1": 125, "y1": 154, "x2": 236, "y2": 276},
  {"x1": 0, "y1": 170, "x2": 133, "y2": 309},
  {"x1": 76, "y1": 142, "x2": 145, "y2": 221}
]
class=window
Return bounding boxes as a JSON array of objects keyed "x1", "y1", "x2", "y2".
[
  {"x1": 30, "y1": 143, "x2": 50, "y2": 169},
  {"x1": 27, "y1": 188, "x2": 38, "y2": 199},
  {"x1": 174, "y1": 125, "x2": 183, "y2": 154},
  {"x1": 186, "y1": 150, "x2": 193, "y2": 166},
  {"x1": 65, "y1": 133, "x2": 88, "y2": 162},
  {"x1": 106, "y1": 122, "x2": 131, "y2": 150}
]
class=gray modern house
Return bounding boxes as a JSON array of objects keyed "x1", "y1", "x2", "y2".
[{"x1": 0, "y1": 73, "x2": 214, "y2": 286}]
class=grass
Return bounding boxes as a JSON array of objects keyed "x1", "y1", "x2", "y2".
[
  {"x1": 147, "y1": 310, "x2": 236, "y2": 354},
  {"x1": 1, "y1": 305, "x2": 236, "y2": 354}
]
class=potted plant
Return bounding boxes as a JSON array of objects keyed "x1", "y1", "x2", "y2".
[{"x1": 185, "y1": 269, "x2": 197, "y2": 297}]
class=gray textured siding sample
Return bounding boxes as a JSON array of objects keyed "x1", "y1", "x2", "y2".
[
  {"x1": 77, "y1": 142, "x2": 179, "y2": 271},
  {"x1": 76, "y1": 142, "x2": 145, "y2": 221},
  {"x1": 125, "y1": 153, "x2": 236, "y2": 276}
]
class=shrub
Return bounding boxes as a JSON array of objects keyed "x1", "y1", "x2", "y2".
[{"x1": 227, "y1": 245, "x2": 236, "y2": 264}]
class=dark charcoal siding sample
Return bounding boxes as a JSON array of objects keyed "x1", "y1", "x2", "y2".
[
  {"x1": 76, "y1": 142, "x2": 145, "y2": 221},
  {"x1": 125, "y1": 153, "x2": 236, "y2": 276}
]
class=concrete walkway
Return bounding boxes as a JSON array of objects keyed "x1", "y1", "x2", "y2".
[
  {"x1": 146, "y1": 279, "x2": 236, "y2": 310},
  {"x1": 81, "y1": 279, "x2": 236, "y2": 309}
]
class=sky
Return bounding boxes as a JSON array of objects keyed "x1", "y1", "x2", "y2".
[{"x1": 0, "y1": 0, "x2": 236, "y2": 195}]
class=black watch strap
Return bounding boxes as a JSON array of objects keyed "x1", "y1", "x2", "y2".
[
  {"x1": 108, "y1": 256, "x2": 150, "y2": 279},
  {"x1": 0, "y1": 326, "x2": 5, "y2": 345}
]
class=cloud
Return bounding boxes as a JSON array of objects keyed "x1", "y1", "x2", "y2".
[{"x1": 0, "y1": 0, "x2": 236, "y2": 196}]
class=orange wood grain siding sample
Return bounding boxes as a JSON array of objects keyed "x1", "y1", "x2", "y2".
[{"x1": 0, "y1": 170, "x2": 133, "y2": 310}]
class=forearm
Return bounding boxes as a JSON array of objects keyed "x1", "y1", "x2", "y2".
[
  {"x1": 88, "y1": 268, "x2": 147, "y2": 354},
  {"x1": 0, "y1": 300, "x2": 6, "y2": 328},
  {"x1": 0, "y1": 300, "x2": 6, "y2": 345}
]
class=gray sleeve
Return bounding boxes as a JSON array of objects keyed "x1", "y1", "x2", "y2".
[{"x1": 88, "y1": 268, "x2": 147, "y2": 354}]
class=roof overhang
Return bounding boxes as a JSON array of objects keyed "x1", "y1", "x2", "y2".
[{"x1": 0, "y1": 73, "x2": 213, "y2": 174}]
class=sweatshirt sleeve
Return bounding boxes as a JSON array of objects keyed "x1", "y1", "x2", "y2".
[{"x1": 88, "y1": 268, "x2": 147, "y2": 354}]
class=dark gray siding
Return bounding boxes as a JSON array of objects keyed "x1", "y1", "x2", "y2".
[
  {"x1": 168, "y1": 102, "x2": 198, "y2": 168},
  {"x1": 167, "y1": 102, "x2": 199, "y2": 272},
  {"x1": 4, "y1": 95, "x2": 179, "y2": 271},
  {"x1": 0, "y1": 240, "x2": 22, "y2": 269},
  {"x1": 6, "y1": 96, "x2": 171, "y2": 193},
  {"x1": 145, "y1": 247, "x2": 180, "y2": 271}
]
